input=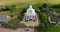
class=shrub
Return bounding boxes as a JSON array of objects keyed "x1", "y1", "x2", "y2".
[
  {"x1": 42, "y1": 3, "x2": 47, "y2": 8},
  {"x1": 0, "y1": 5, "x2": 16, "y2": 12},
  {"x1": 17, "y1": 8, "x2": 27, "y2": 21},
  {"x1": 10, "y1": 14, "x2": 14, "y2": 17},
  {"x1": 51, "y1": 4, "x2": 60, "y2": 8},
  {"x1": 3, "y1": 19, "x2": 17, "y2": 29}
]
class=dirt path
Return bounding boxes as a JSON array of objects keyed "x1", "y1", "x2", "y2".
[{"x1": 0, "y1": 27, "x2": 34, "y2": 32}]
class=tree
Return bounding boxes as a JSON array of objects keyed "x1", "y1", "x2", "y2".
[
  {"x1": 42, "y1": 3, "x2": 47, "y2": 8},
  {"x1": 9, "y1": 5, "x2": 16, "y2": 12},
  {"x1": 3, "y1": 19, "x2": 17, "y2": 29},
  {"x1": 0, "y1": 5, "x2": 16, "y2": 12},
  {"x1": 51, "y1": 4, "x2": 60, "y2": 8}
]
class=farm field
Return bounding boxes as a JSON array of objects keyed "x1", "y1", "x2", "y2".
[{"x1": 0, "y1": 0, "x2": 60, "y2": 5}]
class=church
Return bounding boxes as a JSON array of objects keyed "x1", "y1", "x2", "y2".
[
  {"x1": 20, "y1": 5, "x2": 39, "y2": 27},
  {"x1": 25, "y1": 5, "x2": 37, "y2": 22}
]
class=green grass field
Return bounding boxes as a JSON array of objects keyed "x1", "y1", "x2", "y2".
[
  {"x1": 45, "y1": 14, "x2": 60, "y2": 32},
  {"x1": 0, "y1": 0, "x2": 60, "y2": 5},
  {"x1": 47, "y1": 25, "x2": 60, "y2": 32}
]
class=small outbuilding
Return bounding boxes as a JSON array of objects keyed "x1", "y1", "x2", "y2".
[
  {"x1": 0, "y1": 15, "x2": 10, "y2": 23},
  {"x1": 48, "y1": 16, "x2": 60, "y2": 24}
]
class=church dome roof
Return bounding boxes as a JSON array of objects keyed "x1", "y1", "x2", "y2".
[{"x1": 25, "y1": 5, "x2": 36, "y2": 16}]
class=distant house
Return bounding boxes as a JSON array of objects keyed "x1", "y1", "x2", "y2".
[
  {"x1": 42, "y1": 8, "x2": 49, "y2": 13},
  {"x1": 25, "y1": 5, "x2": 37, "y2": 21},
  {"x1": 56, "y1": 10, "x2": 60, "y2": 14},
  {"x1": 42, "y1": 8, "x2": 53, "y2": 15},
  {"x1": 48, "y1": 16, "x2": 60, "y2": 24},
  {"x1": 0, "y1": 15, "x2": 10, "y2": 23}
]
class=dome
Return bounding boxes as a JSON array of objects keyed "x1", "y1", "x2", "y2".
[{"x1": 25, "y1": 5, "x2": 36, "y2": 16}]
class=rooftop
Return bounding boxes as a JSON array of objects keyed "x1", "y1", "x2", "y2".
[
  {"x1": 0, "y1": 15, "x2": 10, "y2": 23},
  {"x1": 50, "y1": 16, "x2": 60, "y2": 22}
]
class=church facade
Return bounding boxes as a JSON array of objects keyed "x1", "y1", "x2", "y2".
[{"x1": 25, "y1": 5, "x2": 37, "y2": 22}]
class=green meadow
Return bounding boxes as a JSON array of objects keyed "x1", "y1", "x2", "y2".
[{"x1": 0, "y1": 0, "x2": 60, "y2": 5}]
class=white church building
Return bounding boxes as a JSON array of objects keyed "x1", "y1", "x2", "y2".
[
  {"x1": 25, "y1": 5, "x2": 37, "y2": 22},
  {"x1": 20, "y1": 5, "x2": 39, "y2": 27}
]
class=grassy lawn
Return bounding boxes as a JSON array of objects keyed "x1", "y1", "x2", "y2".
[
  {"x1": 47, "y1": 24, "x2": 60, "y2": 32},
  {"x1": 3, "y1": 19, "x2": 17, "y2": 29},
  {"x1": 42, "y1": 13, "x2": 60, "y2": 32},
  {"x1": 0, "y1": 0, "x2": 60, "y2": 5}
]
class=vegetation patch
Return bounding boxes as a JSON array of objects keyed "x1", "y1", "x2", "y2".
[{"x1": 2, "y1": 19, "x2": 17, "y2": 29}]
